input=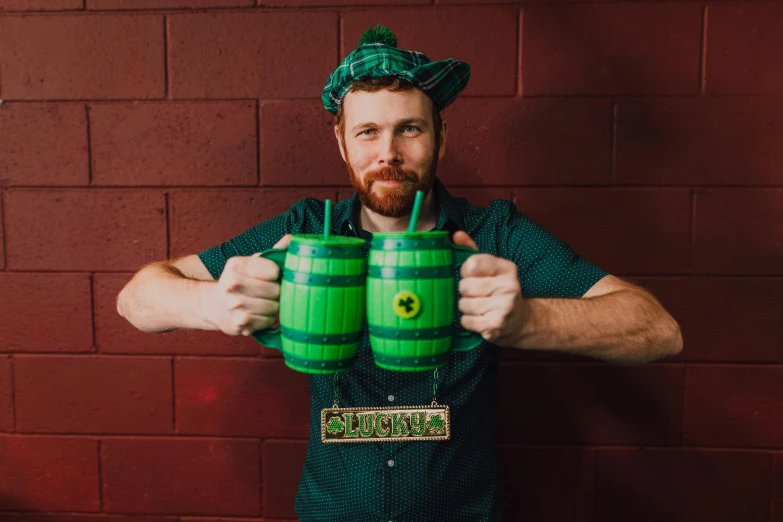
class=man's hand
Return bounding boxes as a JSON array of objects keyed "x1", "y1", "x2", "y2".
[
  {"x1": 201, "y1": 234, "x2": 292, "y2": 337},
  {"x1": 451, "y1": 231, "x2": 530, "y2": 347}
]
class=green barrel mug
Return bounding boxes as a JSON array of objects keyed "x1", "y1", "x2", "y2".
[
  {"x1": 366, "y1": 231, "x2": 484, "y2": 372},
  {"x1": 253, "y1": 234, "x2": 367, "y2": 374}
]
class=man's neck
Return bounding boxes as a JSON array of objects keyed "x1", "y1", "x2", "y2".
[{"x1": 358, "y1": 190, "x2": 438, "y2": 233}]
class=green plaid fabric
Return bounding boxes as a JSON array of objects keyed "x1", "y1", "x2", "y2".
[{"x1": 322, "y1": 42, "x2": 470, "y2": 114}]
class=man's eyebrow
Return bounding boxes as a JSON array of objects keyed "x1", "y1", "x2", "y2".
[{"x1": 350, "y1": 117, "x2": 429, "y2": 133}]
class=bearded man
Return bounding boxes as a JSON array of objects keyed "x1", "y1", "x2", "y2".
[{"x1": 118, "y1": 25, "x2": 682, "y2": 522}]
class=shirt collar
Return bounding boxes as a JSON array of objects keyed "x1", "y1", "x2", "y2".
[{"x1": 337, "y1": 178, "x2": 465, "y2": 238}]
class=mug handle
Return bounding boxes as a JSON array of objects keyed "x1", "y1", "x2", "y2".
[
  {"x1": 251, "y1": 247, "x2": 288, "y2": 351},
  {"x1": 451, "y1": 245, "x2": 485, "y2": 352}
]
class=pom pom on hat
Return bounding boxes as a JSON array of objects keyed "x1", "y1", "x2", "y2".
[{"x1": 358, "y1": 24, "x2": 398, "y2": 48}]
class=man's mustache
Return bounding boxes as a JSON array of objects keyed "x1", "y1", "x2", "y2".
[{"x1": 365, "y1": 167, "x2": 418, "y2": 185}]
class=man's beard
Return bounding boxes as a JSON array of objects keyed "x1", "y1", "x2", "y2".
[{"x1": 346, "y1": 150, "x2": 438, "y2": 218}]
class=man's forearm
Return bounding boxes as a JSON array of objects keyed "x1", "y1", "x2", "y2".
[
  {"x1": 515, "y1": 289, "x2": 682, "y2": 365},
  {"x1": 117, "y1": 263, "x2": 217, "y2": 334}
]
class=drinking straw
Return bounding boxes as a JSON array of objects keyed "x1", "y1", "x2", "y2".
[
  {"x1": 408, "y1": 190, "x2": 424, "y2": 233},
  {"x1": 324, "y1": 199, "x2": 332, "y2": 241}
]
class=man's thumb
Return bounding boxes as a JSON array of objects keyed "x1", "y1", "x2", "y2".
[
  {"x1": 273, "y1": 234, "x2": 292, "y2": 249},
  {"x1": 451, "y1": 230, "x2": 478, "y2": 251}
]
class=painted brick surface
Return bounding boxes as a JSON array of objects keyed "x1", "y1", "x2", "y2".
[
  {"x1": 90, "y1": 102, "x2": 258, "y2": 186},
  {"x1": 706, "y1": 3, "x2": 783, "y2": 95},
  {"x1": 0, "y1": 357, "x2": 12, "y2": 432},
  {"x1": 495, "y1": 364, "x2": 684, "y2": 445},
  {"x1": 102, "y1": 437, "x2": 260, "y2": 515},
  {"x1": 496, "y1": 446, "x2": 595, "y2": 522},
  {"x1": 616, "y1": 97, "x2": 783, "y2": 185},
  {"x1": 515, "y1": 189, "x2": 691, "y2": 275},
  {"x1": 686, "y1": 365, "x2": 783, "y2": 447},
  {"x1": 629, "y1": 277, "x2": 783, "y2": 363},
  {"x1": 596, "y1": 449, "x2": 771, "y2": 522},
  {"x1": 0, "y1": 513, "x2": 178, "y2": 522},
  {"x1": 261, "y1": 440, "x2": 307, "y2": 519},
  {"x1": 522, "y1": 4, "x2": 702, "y2": 95},
  {"x1": 0, "y1": 0, "x2": 80, "y2": 11},
  {"x1": 96, "y1": 273, "x2": 260, "y2": 356},
  {"x1": 0, "y1": 435, "x2": 100, "y2": 511},
  {"x1": 0, "y1": 103, "x2": 89, "y2": 186},
  {"x1": 4, "y1": 189, "x2": 167, "y2": 271},
  {"x1": 0, "y1": 15, "x2": 165, "y2": 100},
  {"x1": 261, "y1": 101, "x2": 345, "y2": 186},
  {"x1": 0, "y1": 273, "x2": 93, "y2": 353},
  {"x1": 439, "y1": 98, "x2": 612, "y2": 186},
  {"x1": 0, "y1": 3, "x2": 780, "y2": 521},
  {"x1": 14, "y1": 355, "x2": 173, "y2": 434},
  {"x1": 169, "y1": 188, "x2": 335, "y2": 257},
  {"x1": 694, "y1": 189, "x2": 783, "y2": 274},
  {"x1": 88, "y1": 0, "x2": 251, "y2": 8},
  {"x1": 343, "y1": 7, "x2": 517, "y2": 97},
  {"x1": 775, "y1": 454, "x2": 783, "y2": 522},
  {"x1": 168, "y1": 11, "x2": 337, "y2": 99},
  {"x1": 175, "y1": 358, "x2": 309, "y2": 438}
]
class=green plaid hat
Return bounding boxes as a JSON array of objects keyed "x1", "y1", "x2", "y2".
[{"x1": 322, "y1": 25, "x2": 470, "y2": 115}]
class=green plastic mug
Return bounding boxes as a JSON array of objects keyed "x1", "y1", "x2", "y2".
[
  {"x1": 253, "y1": 234, "x2": 367, "y2": 374},
  {"x1": 366, "y1": 231, "x2": 484, "y2": 372}
]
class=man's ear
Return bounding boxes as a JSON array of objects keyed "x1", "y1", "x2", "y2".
[
  {"x1": 335, "y1": 125, "x2": 347, "y2": 162},
  {"x1": 438, "y1": 120, "x2": 448, "y2": 160}
]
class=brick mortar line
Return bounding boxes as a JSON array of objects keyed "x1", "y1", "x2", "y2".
[
  {"x1": 3, "y1": 185, "x2": 783, "y2": 190},
  {"x1": 85, "y1": 105, "x2": 93, "y2": 185},
  {"x1": 9, "y1": 355, "x2": 16, "y2": 432},
  {"x1": 0, "y1": 432, "x2": 295, "y2": 441},
  {"x1": 90, "y1": 273, "x2": 97, "y2": 352},
  {"x1": 2, "y1": 94, "x2": 780, "y2": 103},
  {"x1": 337, "y1": 12, "x2": 343, "y2": 71},
  {"x1": 165, "y1": 192, "x2": 171, "y2": 260},
  {"x1": 700, "y1": 6, "x2": 709, "y2": 94},
  {"x1": 689, "y1": 189, "x2": 698, "y2": 272},
  {"x1": 256, "y1": 99, "x2": 261, "y2": 186},
  {"x1": 164, "y1": 15, "x2": 171, "y2": 101},
  {"x1": 610, "y1": 101, "x2": 618, "y2": 184},
  {"x1": 1, "y1": 189, "x2": 7, "y2": 270},
  {"x1": 516, "y1": 7, "x2": 523, "y2": 98}
]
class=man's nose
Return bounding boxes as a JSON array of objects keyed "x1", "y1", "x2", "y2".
[{"x1": 378, "y1": 135, "x2": 403, "y2": 165}]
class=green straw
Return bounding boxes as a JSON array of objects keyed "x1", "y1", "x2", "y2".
[
  {"x1": 323, "y1": 199, "x2": 332, "y2": 241},
  {"x1": 408, "y1": 190, "x2": 424, "y2": 233}
]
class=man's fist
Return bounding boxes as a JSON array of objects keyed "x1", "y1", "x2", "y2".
[
  {"x1": 202, "y1": 234, "x2": 291, "y2": 336},
  {"x1": 452, "y1": 231, "x2": 529, "y2": 347}
]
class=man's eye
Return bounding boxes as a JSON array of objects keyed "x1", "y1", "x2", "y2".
[
  {"x1": 404, "y1": 126, "x2": 419, "y2": 133},
  {"x1": 359, "y1": 129, "x2": 375, "y2": 136}
]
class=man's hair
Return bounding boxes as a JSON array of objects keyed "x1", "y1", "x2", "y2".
[{"x1": 335, "y1": 77, "x2": 443, "y2": 149}]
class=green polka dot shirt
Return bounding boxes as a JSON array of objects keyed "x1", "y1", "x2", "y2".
[{"x1": 198, "y1": 179, "x2": 608, "y2": 522}]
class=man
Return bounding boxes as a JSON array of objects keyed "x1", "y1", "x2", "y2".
[{"x1": 118, "y1": 25, "x2": 682, "y2": 522}]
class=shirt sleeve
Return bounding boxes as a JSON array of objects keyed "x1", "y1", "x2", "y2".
[
  {"x1": 499, "y1": 202, "x2": 608, "y2": 299},
  {"x1": 197, "y1": 194, "x2": 329, "y2": 280}
]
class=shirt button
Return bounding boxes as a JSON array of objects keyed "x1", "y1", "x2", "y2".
[
  {"x1": 387, "y1": 395, "x2": 394, "y2": 402},
  {"x1": 387, "y1": 459, "x2": 395, "y2": 467}
]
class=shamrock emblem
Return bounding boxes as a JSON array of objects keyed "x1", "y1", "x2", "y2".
[
  {"x1": 326, "y1": 416, "x2": 345, "y2": 435},
  {"x1": 392, "y1": 291, "x2": 421, "y2": 319},
  {"x1": 428, "y1": 414, "x2": 445, "y2": 434},
  {"x1": 398, "y1": 296, "x2": 415, "y2": 313}
]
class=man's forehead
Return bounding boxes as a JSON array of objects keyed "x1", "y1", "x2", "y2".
[{"x1": 342, "y1": 88, "x2": 434, "y2": 123}]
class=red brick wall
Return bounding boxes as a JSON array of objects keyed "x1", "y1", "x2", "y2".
[{"x1": 0, "y1": 1, "x2": 781, "y2": 521}]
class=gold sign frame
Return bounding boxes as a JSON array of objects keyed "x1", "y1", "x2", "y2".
[{"x1": 321, "y1": 405, "x2": 451, "y2": 443}]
